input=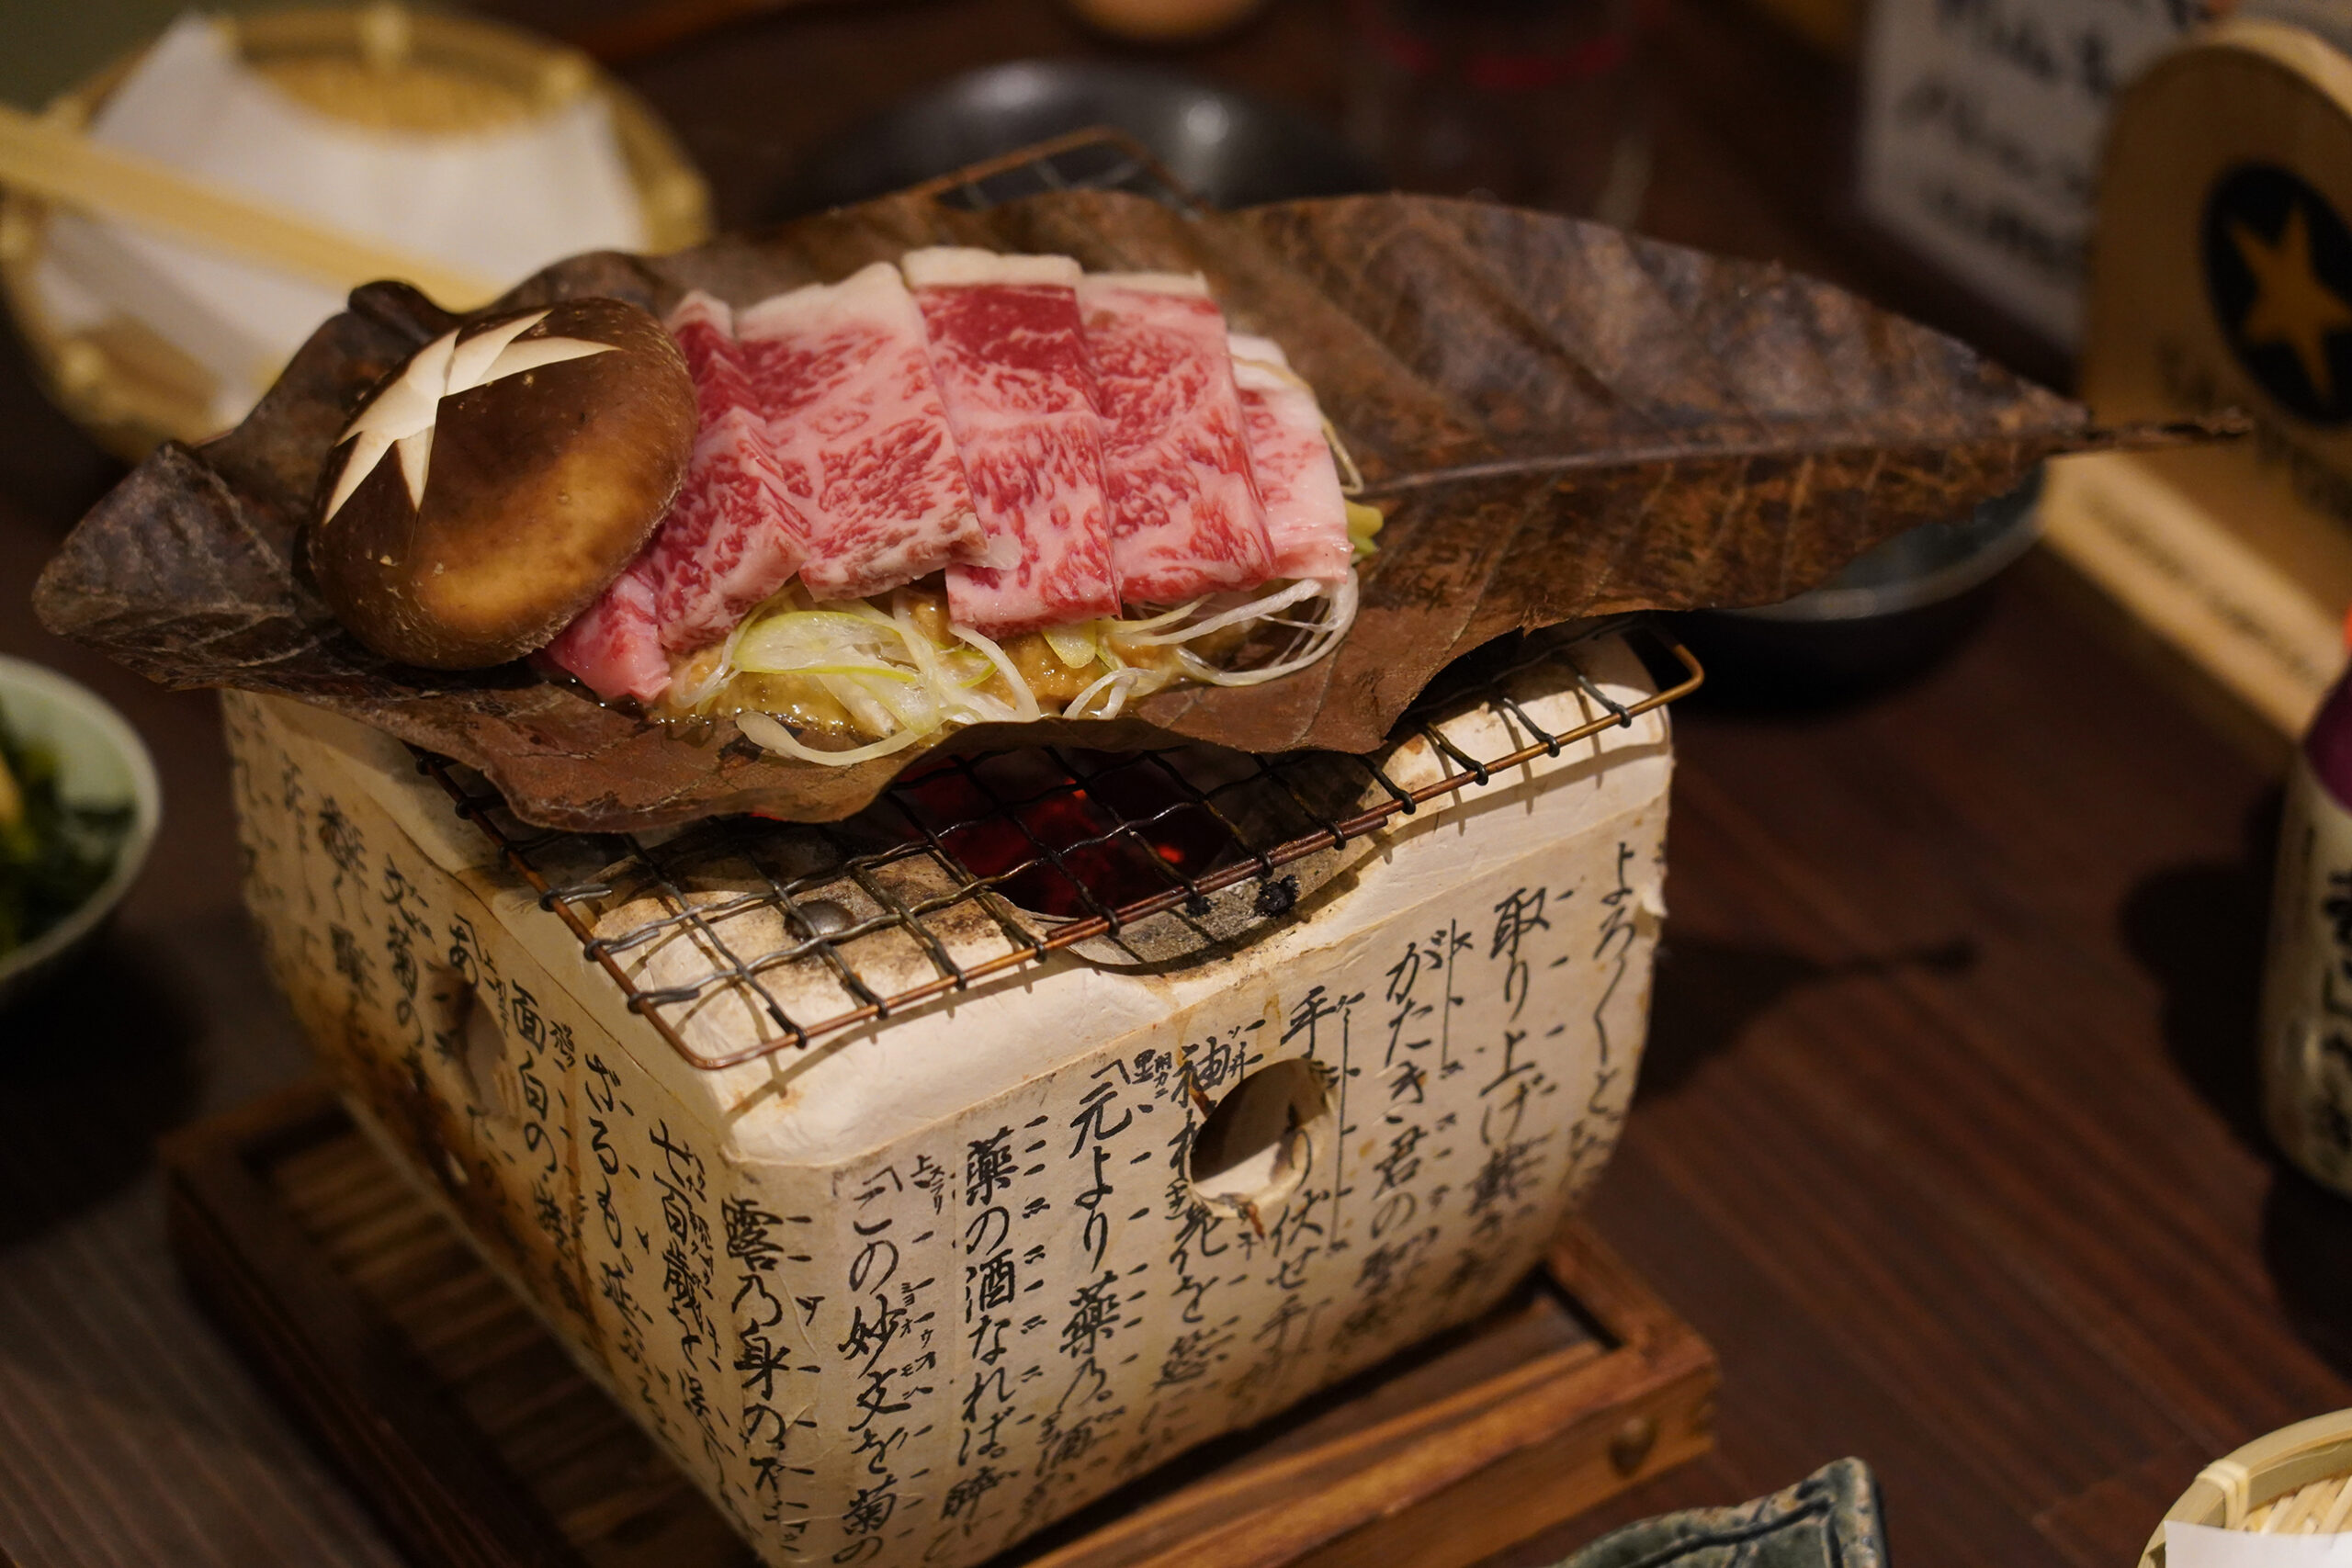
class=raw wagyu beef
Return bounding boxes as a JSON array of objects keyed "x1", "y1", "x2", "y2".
[
  {"x1": 548, "y1": 293, "x2": 809, "y2": 701},
  {"x1": 650, "y1": 409, "x2": 808, "y2": 653},
  {"x1": 544, "y1": 551, "x2": 669, "y2": 705},
  {"x1": 668, "y1": 290, "x2": 760, "y2": 425},
  {"x1": 1078, "y1": 272, "x2": 1273, "y2": 604},
  {"x1": 545, "y1": 255, "x2": 1351, "y2": 708},
  {"x1": 1229, "y1": 333, "x2": 1351, "y2": 584},
  {"x1": 737, "y1": 262, "x2": 989, "y2": 601},
  {"x1": 649, "y1": 294, "x2": 811, "y2": 653},
  {"x1": 906, "y1": 248, "x2": 1123, "y2": 637}
]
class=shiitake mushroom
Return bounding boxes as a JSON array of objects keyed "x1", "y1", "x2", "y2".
[{"x1": 307, "y1": 297, "x2": 695, "y2": 671}]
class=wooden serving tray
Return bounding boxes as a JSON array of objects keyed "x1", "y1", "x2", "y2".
[{"x1": 162, "y1": 1083, "x2": 1716, "y2": 1568}]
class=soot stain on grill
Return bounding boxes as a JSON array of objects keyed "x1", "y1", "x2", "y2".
[
  {"x1": 337, "y1": 1039, "x2": 579, "y2": 1312},
  {"x1": 1253, "y1": 876, "x2": 1299, "y2": 918},
  {"x1": 583, "y1": 831, "x2": 1066, "y2": 1050},
  {"x1": 795, "y1": 899, "x2": 853, "y2": 938}
]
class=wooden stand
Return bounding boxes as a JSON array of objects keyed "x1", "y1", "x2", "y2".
[{"x1": 162, "y1": 1084, "x2": 1716, "y2": 1568}]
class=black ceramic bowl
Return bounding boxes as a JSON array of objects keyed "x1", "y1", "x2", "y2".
[
  {"x1": 770, "y1": 60, "x2": 1381, "y2": 217},
  {"x1": 1671, "y1": 471, "x2": 2044, "y2": 705}
]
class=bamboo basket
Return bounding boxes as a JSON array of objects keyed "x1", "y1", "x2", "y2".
[
  {"x1": 2141, "y1": 1411, "x2": 2352, "y2": 1563},
  {"x1": 0, "y1": 3, "x2": 712, "y2": 460}
]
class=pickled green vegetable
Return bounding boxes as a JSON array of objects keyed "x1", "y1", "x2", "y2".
[{"x1": 0, "y1": 716, "x2": 130, "y2": 958}]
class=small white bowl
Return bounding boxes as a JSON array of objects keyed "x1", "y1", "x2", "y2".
[{"x1": 0, "y1": 656, "x2": 161, "y2": 1008}]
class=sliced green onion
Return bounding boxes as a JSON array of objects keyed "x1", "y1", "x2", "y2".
[
  {"x1": 1327, "y1": 417, "x2": 1365, "y2": 496},
  {"x1": 780, "y1": 662, "x2": 921, "y2": 682},
  {"x1": 1043, "y1": 620, "x2": 1101, "y2": 670},
  {"x1": 1065, "y1": 665, "x2": 1168, "y2": 719},
  {"x1": 1177, "y1": 570, "x2": 1358, "y2": 687},
  {"x1": 737, "y1": 711, "x2": 933, "y2": 766},
  {"x1": 736, "y1": 609, "x2": 915, "y2": 675},
  {"x1": 1125, "y1": 579, "x2": 1326, "y2": 647},
  {"x1": 951, "y1": 625, "x2": 1041, "y2": 722},
  {"x1": 1104, "y1": 598, "x2": 1207, "y2": 634},
  {"x1": 671, "y1": 563, "x2": 1358, "y2": 764}
]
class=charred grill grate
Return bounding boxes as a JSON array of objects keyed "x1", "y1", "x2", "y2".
[{"x1": 418, "y1": 620, "x2": 1699, "y2": 1069}]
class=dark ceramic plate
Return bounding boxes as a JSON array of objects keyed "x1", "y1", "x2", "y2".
[
  {"x1": 770, "y1": 59, "x2": 1382, "y2": 217},
  {"x1": 1673, "y1": 471, "x2": 2044, "y2": 702}
]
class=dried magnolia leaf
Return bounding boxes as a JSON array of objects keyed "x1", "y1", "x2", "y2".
[{"x1": 37, "y1": 190, "x2": 2145, "y2": 829}]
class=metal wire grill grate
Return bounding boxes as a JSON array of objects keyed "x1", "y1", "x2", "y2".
[{"x1": 419, "y1": 620, "x2": 1699, "y2": 1069}]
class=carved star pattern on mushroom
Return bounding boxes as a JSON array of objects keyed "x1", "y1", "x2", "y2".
[
  {"x1": 299, "y1": 296, "x2": 697, "y2": 671},
  {"x1": 321, "y1": 308, "x2": 615, "y2": 526}
]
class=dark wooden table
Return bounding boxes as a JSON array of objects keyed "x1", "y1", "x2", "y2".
[{"x1": 0, "y1": 1, "x2": 2336, "y2": 1565}]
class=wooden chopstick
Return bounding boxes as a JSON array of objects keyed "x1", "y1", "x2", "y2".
[{"x1": 0, "y1": 101, "x2": 501, "y2": 308}]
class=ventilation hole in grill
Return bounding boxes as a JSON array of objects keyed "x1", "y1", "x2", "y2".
[
  {"x1": 449, "y1": 984, "x2": 518, "y2": 1125},
  {"x1": 1189, "y1": 1058, "x2": 1329, "y2": 1214}
]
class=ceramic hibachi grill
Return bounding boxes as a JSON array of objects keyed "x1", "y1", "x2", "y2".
[{"x1": 224, "y1": 621, "x2": 1687, "y2": 1568}]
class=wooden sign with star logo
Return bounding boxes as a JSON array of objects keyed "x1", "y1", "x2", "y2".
[
  {"x1": 2040, "y1": 18, "x2": 2352, "y2": 743},
  {"x1": 2206, "y1": 164, "x2": 2352, "y2": 425}
]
